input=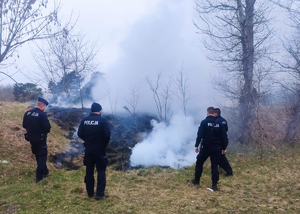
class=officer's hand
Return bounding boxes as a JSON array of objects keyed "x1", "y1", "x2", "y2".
[
  {"x1": 222, "y1": 150, "x2": 226, "y2": 155},
  {"x1": 195, "y1": 147, "x2": 199, "y2": 153}
]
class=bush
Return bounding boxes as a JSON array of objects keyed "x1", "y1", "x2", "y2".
[{"x1": 13, "y1": 83, "x2": 43, "y2": 102}]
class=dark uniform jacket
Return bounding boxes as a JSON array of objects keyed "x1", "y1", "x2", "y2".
[
  {"x1": 77, "y1": 113, "x2": 111, "y2": 154},
  {"x1": 195, "y1": 115, "x2": 227, "y2": 150},
  {"x1": 215, "y1": 115, "x2": 229, "y2": 149},
  {"x1": 22, "y1": 107, "x2": 51, "y2": 145},
  {"x1": 215, "y1": 115, "x2": 228, "y2": 132}
]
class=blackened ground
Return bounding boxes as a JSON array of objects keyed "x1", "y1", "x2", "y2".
[
  {"x1": 49, "y1": 141, "x2": 84, "y2": 170},
  {"x1": 47, "y1": 105, "x2": 90, "y2": 139},
  {"x1": 47, "y1": 106, "x2": 156, "y2": 171}
]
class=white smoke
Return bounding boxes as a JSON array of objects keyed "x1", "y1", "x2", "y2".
[{"x1": 130, "y1": 114, "x2": 198, "y2": 169}]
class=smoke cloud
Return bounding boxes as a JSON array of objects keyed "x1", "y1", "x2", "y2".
[
  {"x1": 130, "y1": 114, "x2": 198, "y2": 169},
  {"x1": 90, "y1": 0, "x2": 215, "y2": 117}
]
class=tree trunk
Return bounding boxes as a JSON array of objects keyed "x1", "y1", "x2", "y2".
[
  {"x1": 238, "y1": 0, "x2": 256, "y2": 143},
  {"x1": 79, "y1": 81, "x2": 84, "y2": 109}
]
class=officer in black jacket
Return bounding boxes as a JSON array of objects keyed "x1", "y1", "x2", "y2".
[
  {"x1": 23, "y1": 97, "x2": 51, "y2": 183},
  {"x1": 187, "y1": 107, "x2": 227, "y2": 191},
  {"x1": 214, "y1": 108, "x2": 233, "y2": 176},
  {"x1": 78, "y1": 103, "x2": 111, "y2": 200}
]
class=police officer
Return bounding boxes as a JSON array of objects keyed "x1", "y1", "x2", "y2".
[
  {"x1": 22, "y1": 97, "x2": 51, "y2": 183},
  {"x1": 77, "y1": 103, "x2": 111, "y2": 200},
  {"x1": 187, "y1": 107, "x2": 227, "y2": 191},
  {"x1": 214, "y1": 108, "x2": 233, "y2": 176}
]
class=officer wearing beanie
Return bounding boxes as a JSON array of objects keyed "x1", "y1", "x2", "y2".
[
  {"x1": 77, "y1": 103, "x2": 111, "y2": 200},
  {"x1": 23, "y1": 97, "x2": 51, "y2": 183},
  {"x1": 214, "y1": 108, "x2": 233, "y2": 177}
]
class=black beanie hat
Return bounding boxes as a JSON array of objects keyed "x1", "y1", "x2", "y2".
[
  {"x1": 38, "y1": 97, "x2": 49, "y2": 106},
  {"x1": 91, "y1": 102, "x2": 102, "y2": 112}
]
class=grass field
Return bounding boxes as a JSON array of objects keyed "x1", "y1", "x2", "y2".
[{"x1": 0, "y1": 102, "x2": 300, "y2": 213}]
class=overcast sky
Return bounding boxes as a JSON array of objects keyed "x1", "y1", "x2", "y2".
[{"x1": 2, "y1": 0, "x2": 227, "y2": 118}]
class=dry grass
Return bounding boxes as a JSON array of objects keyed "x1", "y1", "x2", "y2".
[
  {"x1": 0, "y1": 102, "x2": 70, "y2": 184},
  {"x1": 0, "y1": 102, "x2": 70, "y2": 158},
  {"x1": 0, "y1": 102, "x2": 300, "y2": 214}
]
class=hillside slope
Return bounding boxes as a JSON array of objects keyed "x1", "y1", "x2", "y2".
[{"x1": 0, "y1": 102, "x2": 300, "y2": 214}]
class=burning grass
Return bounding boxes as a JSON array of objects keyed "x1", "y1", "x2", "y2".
[
  {"x1": 46, "y1": 106, "x2": 156, "y2": 171},
  {"x1": 0, "y1": 102, "x2": 300, "y2": 213}
]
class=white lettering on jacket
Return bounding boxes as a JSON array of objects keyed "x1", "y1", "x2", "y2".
[
  {"x1": 84, "y1": 120, "x2": 99, "y2": 125},
  {"x1": 208, "y1": 123, "x2": 219, "y2": 127},
  {"x1": 31, "y1": 112, "x2": 39, "y2": 117}
]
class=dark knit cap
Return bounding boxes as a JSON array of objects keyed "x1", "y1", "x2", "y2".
[
  {"x1": 38, "y1": 97, "x2": 49, "y2": 106},
  {"x1": 91, "y1": 102, "x2": 102, "y2": 112}
]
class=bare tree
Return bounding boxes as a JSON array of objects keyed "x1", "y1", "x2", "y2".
[
  {"x1": 195, "y1": 0, "x2": 273, "y2": 143},
  {"x1": 251, "y1": 64, "x2": 274, "y2": 165},
  {"x1": 172, "y1": 65, "x2": 192, "y2": 116},
  {"x1": 33, "y1": 29, "x2": 99, "y2": 108},
  {"x1": 0, "y1": 0, "x2": 69, "y2": 76},
  {"x1": 146, "y1": 72, "x2": 172, "y2": 123},
  {"x1": 0, "y1": 71, "x2": 18, "y2": 83},
  {"x1": 272, "y1": 0, "x2": 300, "y2": 142},
  {"x1": 162, "y1": 77, "x2": 172, "y2": 122},
  {"x1": 33, "y1": 27, "x2": 73, "y2": 91},
  {"x1": 66, "y1": 32, "x2": 99, "y2": 108},
  {"x1": 105, "y1": 87, "x2": 118, "y2": 117},
  {"x1": 123, "y1": 85, "x2": 139, "y2": 117}
]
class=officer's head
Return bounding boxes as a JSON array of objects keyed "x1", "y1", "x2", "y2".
[
  {"x1": 207, "y1": 106, "x2": 214, "y2": 116},
  {"x1": 214, "y1": 108, "x2": 221, "y2": 117},
  {"x1": 37, "y1": 97, "x2": 48, "y2": 112},
  {"x1": 91, "y1": 102, "x2": 102, "y2": 114}
]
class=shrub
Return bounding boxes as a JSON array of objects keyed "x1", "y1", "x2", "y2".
[{"x1": 13, "y1": 83, "x2": 43, "y2": 102}]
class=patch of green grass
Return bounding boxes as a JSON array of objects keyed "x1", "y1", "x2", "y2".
[
  {"x1": 153, "y1": 166, "x2": 163, "y2": 173},
  {"x1": 137, "y1": 169, "x2": 151, "y2": 176},
  {"x1": 1, "y1": 102, "x2": 300, "y2": 213},
  {"x1": 70, "y1": 186, "x2": 84, "y2": 194}
]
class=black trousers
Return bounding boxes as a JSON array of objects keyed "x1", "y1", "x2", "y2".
[
  {"x1": 194, "y1": 146, "x2": 221, "y2": 185},
  {"x1": 219, "y1": 154, "x2": 233, "y2": 175},
  {"x1": 84, "y1": 146, "x2": 108, "y2": 197},
  {"x1": 30, "y1": 144, "x2": 49, "y2": 182}
]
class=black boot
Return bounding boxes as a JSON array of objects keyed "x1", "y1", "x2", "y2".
[
  {"x1": 187, "y1": 179, "x2": 199, "y2": 185},
  {"x1": 95, "y1": 194, "x2": 108, "y2": 200},
  {"x1": 225, "y1": 172, "x2": 233, "y2": 177},
  {"x1": 212, "y1": 184, "x2": 218, "y2": 191}
]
